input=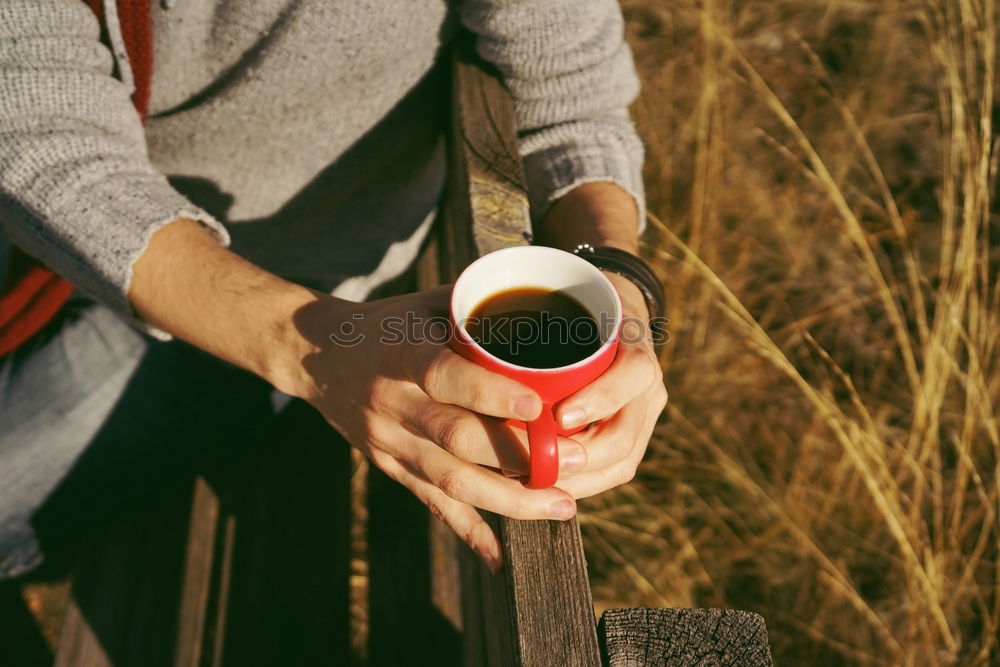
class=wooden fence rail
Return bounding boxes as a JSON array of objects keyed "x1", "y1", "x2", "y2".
[
  {"x1": 49, "y1": 35, "x2": 773, "y2": 667},
  {"x1": 369, "y1": 37, "x2": 774, "y2": 667}
]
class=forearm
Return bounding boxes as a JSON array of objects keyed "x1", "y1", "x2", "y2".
[
  {"x1": 127, "y1": 185, "x2": 641, "y2": 395},
  {"x1": 128, "y1": 218, "x2": 319, "y2": 397}
]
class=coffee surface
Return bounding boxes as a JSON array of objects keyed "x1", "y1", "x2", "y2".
[{"x1": 465, "y1": 288, "x2": 601, "y2": 368}]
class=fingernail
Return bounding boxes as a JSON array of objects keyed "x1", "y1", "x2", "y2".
[
  {"x1": 560, "y1": 407, "x2": 587, "y2": 429},
  {"x1": 549, "y1": 498, "x2": 576, "y2": 520},
  {"x1": 512, "y1": 394, "x2": 541, "y2": 421},
  {"x1": 560, "y1": 446, "x2": 586, "y2": 472}
]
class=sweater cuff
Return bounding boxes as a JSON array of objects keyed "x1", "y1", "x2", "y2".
[
  {"x1": 8, "y1": 174, "x2": 230, "y2": 342},
  {"x1": 522, "y1": 134, "x2": 646, "y2": 237}
]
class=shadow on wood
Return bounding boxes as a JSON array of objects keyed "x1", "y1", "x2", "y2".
[
  {"x1": 367, "y1": 465, "x2": 462, "y2": 667},
  {"x1": 55, "y1": 398, "x2": 351, "y2": 667}
]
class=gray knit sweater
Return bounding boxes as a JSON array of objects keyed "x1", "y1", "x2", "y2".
[{"x1": 0, "y1": 0, "x2": 643, "y2": 337}]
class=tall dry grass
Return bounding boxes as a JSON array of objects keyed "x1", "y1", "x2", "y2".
[{"x1": 580, "y1": 0, "x2": 999, "y2": 663}]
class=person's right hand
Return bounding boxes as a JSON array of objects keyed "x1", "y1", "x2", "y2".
[{"x1": 289, "y1": 286, "x2": 586, "y2": 572}]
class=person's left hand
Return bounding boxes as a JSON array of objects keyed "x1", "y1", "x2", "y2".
[{"x1": 548, "y1": 271, "x2": 667, "y2": 497}]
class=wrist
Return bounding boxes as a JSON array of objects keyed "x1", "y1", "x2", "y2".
[
  {"x1": 254, "y1": 283, "x2": 330, "y2": 401},
  {"x1": 129, "y1": 218, "x2": 333, "y2": 400},
  {"x1": 574, "y1": 244, "x2": 664, "y2": 323},
  {"x1": 603, "y1": 271, "x2": 649, "y2": 321},
  {"x1": 537, "y1": 182, "x2": 640, "y2": 254}
]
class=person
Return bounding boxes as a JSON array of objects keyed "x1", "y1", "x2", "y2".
[{"x1": 0, "y1": 0, "x2": 667, "y2": 578}]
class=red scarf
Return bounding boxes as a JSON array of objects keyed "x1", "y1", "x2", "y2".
[{"x1": 0, "y1": 0, "x2": 152, "y2": 357}]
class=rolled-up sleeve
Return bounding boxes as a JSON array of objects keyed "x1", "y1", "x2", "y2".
[
  {"x1": 461, "y1": 0, "x2": 646, "y2": 232},
  {"x1": 0, "y1": 0, "x2": 229, "y2": 336}
]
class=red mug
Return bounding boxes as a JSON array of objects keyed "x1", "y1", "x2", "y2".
[{"x1": 449, "y1": 246, "x2": 623, "y2": 489}]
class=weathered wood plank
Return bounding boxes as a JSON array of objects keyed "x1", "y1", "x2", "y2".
[
  {"x1": 366, "y1": 34, "x2": 600, "y2": 666},
  {"x1": 430, "y1": 509, "x2": 464, "y2": 633},
  {"x1": 173, "y1": 477, "x2": 222, "y2": 667},
  {"x1": 598, "y1": 608, "x2": 774, "y2": 667},
  {"x1": 442, "y1": 36, "x2": 532, "y2": 267},
  {"x1": 458, "y1": 514, "x2": 602, "y2": 667},
  {"x1": 432, "y1": 37, "x2": 603, "y2": 667}
]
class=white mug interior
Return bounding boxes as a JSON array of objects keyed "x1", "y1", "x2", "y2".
[{"x1": 451, "y1": 246, "x2": 623, "y2": 369}]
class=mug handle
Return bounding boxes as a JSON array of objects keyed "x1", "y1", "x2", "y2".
[{"x1": 525, "y1": 404, "x2": 559, "y2": 489}]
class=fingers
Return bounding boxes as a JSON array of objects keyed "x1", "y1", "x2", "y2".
[
  {"x1": 562, "y1": 380, "x2": 666, "y2": 477},
  {"x1": 365, "y1": 423, "x2": 580, "y2": 568},
  {"x1": 556, "y1": 381, "x2": 666, "y2": 498},
  {"x1": 415, "y1": 438, "x2": 578, "y2": 520},
  {"x1": 395, "y1": 395, "x2": 589, "y2": 475},
  {"x1": 404, "y1": 344, "x2": 542, "y2": 421},
  {"x1": 555, "y1": 341, "x2": 664, "y2": 430},
  {"x1": 371, "y1": 419, "x2": 578, "y2": 520},
  {"x1": 370, "y1": 449, "x2": 503, "y2": 572},
  {"x1": 397, "y1": 393, "x2": 528, "y2": 472}
]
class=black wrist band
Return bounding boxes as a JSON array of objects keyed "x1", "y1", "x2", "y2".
[{"x1": 572, "y1": 244, "x2": 665, "y2": 322}]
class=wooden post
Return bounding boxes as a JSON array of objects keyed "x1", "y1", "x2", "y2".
[
  {"x1": 426, "y1": 38, "x2": 603, "y2": 667},
  {"x1": 599, "y1": 608, "x2": 773, "y2": 666},
  {"x1": 215, "y1": 400, "x2": 351, "y2": 667}
]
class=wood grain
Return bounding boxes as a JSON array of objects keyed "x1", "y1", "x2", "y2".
[
  {"x1": 599, "y1": 608, "x2": 774, "y2": 667},
  {"x1": 441, "y1": 38, "x2": 532, "y2": 267}
]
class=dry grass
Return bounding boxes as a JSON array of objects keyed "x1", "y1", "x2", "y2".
[{"x1": 580, "y1": 0, "x2": 1000, "y2": 663}]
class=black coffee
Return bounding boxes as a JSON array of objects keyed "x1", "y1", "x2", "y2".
[{"x1": 465, "y1": 288, "x2": 601, "y2": 368}]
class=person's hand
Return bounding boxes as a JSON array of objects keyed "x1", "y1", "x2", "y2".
[
  {"x1": 549, "y1": 272, "x2": 668, "y2": 498},
  {"x1": 525, "y1": 181, "x2": 667, "y2": 499},
  {"x1": 290, "y1": 287, "x2": 586, "y2": 572},
  {"x1": 128, "y1": 217, "x2": 664, "y2": 573}
]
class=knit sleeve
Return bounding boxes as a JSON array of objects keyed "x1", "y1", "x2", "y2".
[
  {"x1": 0, "y1": 0, "x2": 229, "y2": 337},
  {"x1": 460, "y1": 0, "x2": 646, "y2": 233}
]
